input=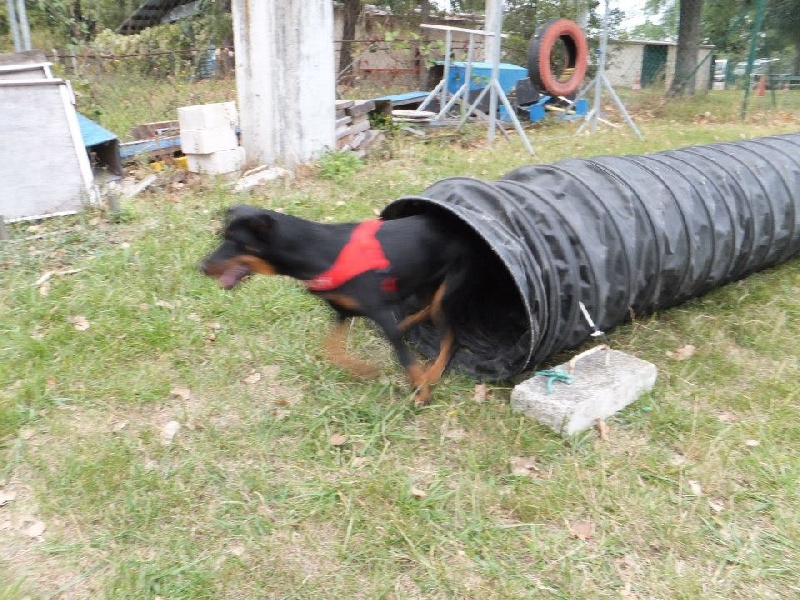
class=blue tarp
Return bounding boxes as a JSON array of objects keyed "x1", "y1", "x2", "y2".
[
  {"x1": 77, "y1": 113, "x2": 122, "y2": 175},
  {"x1": 372, "y1": 91, "x2": 429, "y2": 104},
  {"x1": 77, "y1": 113, "x2": 118, "y2": 147}
]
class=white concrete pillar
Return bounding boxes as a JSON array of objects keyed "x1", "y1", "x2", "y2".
[
  {"x1": 232, "y1": 0, "x2": 336, "y2": 168},
  {"x1": 483, "y1": 0, "x2": 499, "y2": 62}
]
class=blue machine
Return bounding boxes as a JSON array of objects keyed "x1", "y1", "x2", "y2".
[{"x1": 443, "y1": 61, "x2": 529, "y2": 95}]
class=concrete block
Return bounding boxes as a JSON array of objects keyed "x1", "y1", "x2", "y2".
[
  {"x1": 187, "y1": 147, "x2": 245, "y2": 176},
  {"x1": 511, "y1": 349, "x2": 657, "y2": 436},
  {"x1": 177, "y1": 101, "x2": 238, "y2": 131},
  {"x1": 181, "y1": 126, "x2": 239, "y2": 154}
]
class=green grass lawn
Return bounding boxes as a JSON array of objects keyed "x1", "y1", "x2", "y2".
[{"x1": 1, "y1": 79, "x2": 800, "y2": 598}]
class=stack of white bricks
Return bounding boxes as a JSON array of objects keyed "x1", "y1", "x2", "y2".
[{"x1": 178, "y1": 101, "x2": 245, "y2": 176}]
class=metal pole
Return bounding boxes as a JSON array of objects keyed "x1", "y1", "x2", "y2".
[
  {"x1": 461, "y1": 32, "x2": 476, "y2": 120},
  {"x1": 740, "y1": 0, "x2": 766, "y2": 120},
  {"x1": 6, "y1": 0, "x2": 22, "y2": 52},
  {"x1": 592, "y1": 0, "x2": 611, "y2": 132},
  {"x1": 487, "y1": 0, "x2": 503, "y2": 144},
  {"x1": 16, "y1": 0, "x2": 32, "y2": 50},
  {"x1": 441, "y1": 29, "x2": 452, "y2": 113}
]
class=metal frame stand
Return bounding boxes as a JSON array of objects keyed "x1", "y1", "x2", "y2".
[
  {"x1": 575, "y1": 0, "x2": 642, "y2": 139},
  {"x1": 417, "y1": 24, "x2": 483, "y2": 122},
  {"x1": 418, "y1": 12, "x2": 534, "y2": 155}
]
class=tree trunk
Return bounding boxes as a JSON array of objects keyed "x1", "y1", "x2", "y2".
[
  {"x1": 339, "y1": 0, "x2": 362, "y2": 87},
  {"x1": 794, "y1": 40, "x2": 800, "y2": 75},
  {"x1": 669, "y1": 0, "x2": 703, "y2": 96}
]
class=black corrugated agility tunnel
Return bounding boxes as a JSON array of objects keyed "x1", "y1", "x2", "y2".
[{"x1": 381, "y1": 132, "x2": 800, "y2": 381}]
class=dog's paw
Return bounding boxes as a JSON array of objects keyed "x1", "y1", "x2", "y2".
[{"x1": 413, "y1": 386, "x2": 432, "y2": 408}]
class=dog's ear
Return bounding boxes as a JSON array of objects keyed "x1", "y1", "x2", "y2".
[
  {"x1": 227, "y1": 205, "x2": 273, "y2": 239},
  {"x1": 244, "y1": 212, "x2": 273, "y2": 238}
]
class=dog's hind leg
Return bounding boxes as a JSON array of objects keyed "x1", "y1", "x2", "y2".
[
  {"x1": 324, "y1": 316, "x2": 381, "y2": 379},
  {"x1": 397, "y1": 290, "x2": 436, "y2": 332},
  {"x1": 414, "y1": 282, "x2": 457, "y2": 406}
]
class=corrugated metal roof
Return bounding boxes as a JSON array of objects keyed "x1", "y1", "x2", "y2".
[{"x1": 117, "y1": 0, "x2": 198, "y2": 35}]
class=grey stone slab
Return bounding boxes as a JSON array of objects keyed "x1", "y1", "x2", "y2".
[{"x1": 510, "y1": 349, "x2": 657, "y2": 436}]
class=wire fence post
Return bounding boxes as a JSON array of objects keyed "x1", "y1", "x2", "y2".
[{"x1": 740, "y1": 0, "x2": 766, "y2": 120}]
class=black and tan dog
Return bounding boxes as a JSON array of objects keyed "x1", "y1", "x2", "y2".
[{"x1": 201, "y1": 205, "x2": 473, "y2": 405}]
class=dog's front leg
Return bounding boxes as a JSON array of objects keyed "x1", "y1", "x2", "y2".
[
  {"x1": 371, "y1": 310, "x2": 431, "y2": 407},
  {"x1": 324, "y1": 316, "x2": 381, "y2": 379}
]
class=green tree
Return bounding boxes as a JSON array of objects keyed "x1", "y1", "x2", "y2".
[
  {"x1": 703, "y1": 0, "x2": 751, "y2": 56},
  {"x1": 765, "y1": 0, "x2": 800, "y2": 73},
  {"x1": 30, "y1": 0, "x2": 141, "y2": 44},
  {"x1": 628, "y1": 20, "x2": 674, "y2": 40},
  {"x1": 339, "y1": 0, "x2": 363, "y2": 85}
]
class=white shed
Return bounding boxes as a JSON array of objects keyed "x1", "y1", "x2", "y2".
[{"x1": 605, "y1": 39, "x2": 715, "y2": 91}]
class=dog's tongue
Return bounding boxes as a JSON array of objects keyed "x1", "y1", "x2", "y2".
[{"x1": 219, "y1": 264, "x2": 250, "y2": 289}]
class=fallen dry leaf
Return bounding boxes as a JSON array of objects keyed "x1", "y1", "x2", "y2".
[
  {"x1": 243, "y1": 371, "x2": 262, "y2": 385},
  {"x1": 410, "y1": 486, "x2": 427, "y2": 499},
  {"x1": 20, "y1": 517, "x2": 46, "y2": 538},
  {"x1": 39, "y1": 280, "x2": 51, "y2": 296},
  {"x1": 473, "y1": 383, "x2": 488, "y2": 403},
  {"x1": 708, "y1": 499, "x2": 725, "y2": 513},
  {"x1": 510, "y1": 456, "x2": 539, "y2": 477},
  {"x1": 19, "y1": 428, "x2": 35, "y2": 440},
  {"x1": 45, "y1": 376, "x2": 56, "y2": 389},
  {"x1": 68, "y1": 315, "x2": 90, "y2": 331},
  {"x1": 595, "y1": 418, "x2": 610, "y2": 441},
  {"x1": 569, "y1": 518, "x2": 595, "y2": 540},
  {"x1": 687, "y1": 480, "x2": 703, "y2": 496},
  {"x1": 744, "y1": 439, "x2": 760, "y2": 447},
  {"x1": 111, "y1": 420, "x2": 129, "y2": 432},
  {"x1": 666, "y1": 344, "x2": 696, "y2": 360},
  {"x1": 160, "y1": 420, "x2": 180, "y2": 445},
  {"x1": 329, "y1": 433, "x2": 348, "y2": 447},
  {"x1": 0, "y1": 490, "x2": 17, "y2": 507},
  {"x1": 154, "y1": 299, "x2": 173, "y2": 309}
]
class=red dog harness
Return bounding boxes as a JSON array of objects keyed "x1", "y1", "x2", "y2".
[{"x1": 303, "y1": 220, "x2": 395, "y2": 291}]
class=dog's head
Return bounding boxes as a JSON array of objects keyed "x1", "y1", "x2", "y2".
[{"x1": 200, "y1": 205, "x2": 277, "y2": 289}]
